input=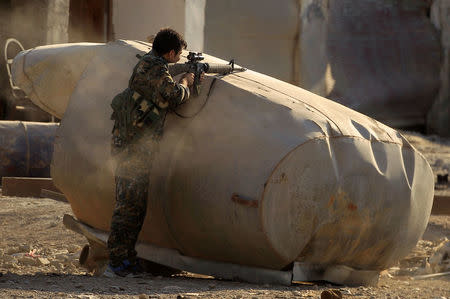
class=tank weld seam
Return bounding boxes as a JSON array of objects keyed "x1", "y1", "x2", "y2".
[
  {"x1": 370, "y1": 117, "x2": 396, "y2": 142},
  {"x1": 395, "y1": 132, "x2": 430, "y2": 164},
  {"x1": 21, "y1": 48, "x2": 59, "y2": 117},
  {"x1": 258, "y1": 136, "x2": 328, "y2": 266},
  {"x1": 333, "y1": 134, "x2": 402, "y2": 146},
  {"x1": 231, "y1": 72, "x2": 343, "y2": 135},
  {"x1": 258, "y1": 134, "x2": 414, "y2": 266}
]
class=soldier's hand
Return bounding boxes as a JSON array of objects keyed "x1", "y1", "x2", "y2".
[
  {"x1": 181, "y1": 73, "x2": 195, "y2": 87},
  {"x1": 199, "y1": 72, "x2": 205, "y2": 83}
]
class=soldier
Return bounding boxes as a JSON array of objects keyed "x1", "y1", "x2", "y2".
[{"x1": 105, "y1": 28, "x2": 200, "y2": 277}]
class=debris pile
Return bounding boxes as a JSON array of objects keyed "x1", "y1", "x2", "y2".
[
  {"x1": 387, "y1": 238, "x2": 450, "y2": 278},
  {"x1": 429, "y1": 239, "x2": 450, "y2": 273},
  {"x1": 0, "y1": 243, "x2": 84, "y2": 274}
]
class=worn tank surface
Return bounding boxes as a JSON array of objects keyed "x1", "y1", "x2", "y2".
[{"x1": 12, "y1": 40, "x2": 434, "y2": 283}]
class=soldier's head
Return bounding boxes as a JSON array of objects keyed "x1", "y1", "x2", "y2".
[{"x1": 153, "y1": 28, "x2": 187, "y2": 63}]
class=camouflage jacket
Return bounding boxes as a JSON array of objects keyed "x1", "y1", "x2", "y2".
[
  {"x1": 133, "y1": 50, "x2": 189, "y2": 110},
  {"x1": 111, "y1": 50, "x2": 189, "y2": 152}
]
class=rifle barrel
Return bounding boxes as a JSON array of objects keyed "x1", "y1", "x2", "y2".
[
  {"x1": 168, "y1": 62, "x2": 246, "y2": 77},
  {"x1": 207, "y1": 63, "x2": 233, "y2": 74}
]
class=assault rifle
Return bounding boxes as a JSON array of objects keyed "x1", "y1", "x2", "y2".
[{"x1": 169, "y1": 52, "x2": 247, "y2": 96}]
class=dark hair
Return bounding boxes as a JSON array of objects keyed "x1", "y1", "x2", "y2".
[{"x1": 152, "y1": 28, "x2": 187, "y2": 55}]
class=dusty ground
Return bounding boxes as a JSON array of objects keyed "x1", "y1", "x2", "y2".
[{"x1": 0, "y1": 131, "x2": 449, "y2": 299}]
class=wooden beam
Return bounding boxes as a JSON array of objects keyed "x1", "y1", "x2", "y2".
[
  {"x1": 431, "y1": 194, "x2": 450, "y2": 215},
  {"x1": 40, "y1": 189, "x2": 67, "y2": 203},
  {"x1": 63, "y1": 214, "x2": 293, "y2": 285},
  {"x1": 1, "y1": 177, "x2": 60, "y2": 197}
]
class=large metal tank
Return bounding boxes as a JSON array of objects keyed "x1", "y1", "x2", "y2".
[
  {"x1": 0, "y1": 121, "x2": 58, "y2": 178},
  {"x1": 11, "y1": 43, "x2": 102, "y2": 118},
  {"x1": 11, "y1": 41, "x2": 434, "y2": 275}
]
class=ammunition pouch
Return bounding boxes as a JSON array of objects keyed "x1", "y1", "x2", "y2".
[{"x1": 110, "y1": 88, "x2": 160, "y2": 154}]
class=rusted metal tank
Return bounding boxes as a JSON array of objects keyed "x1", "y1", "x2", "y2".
[
  {"x1": 11, "y1": 43, "x2": 103, "y2": 118},
  {"x1": 0, "y1": 121, "x2": 58, "y2": 178},
  {"x1": 11, "y1": 41, "x2": 434, "y2": 284}
]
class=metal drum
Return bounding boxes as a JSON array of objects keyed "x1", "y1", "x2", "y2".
[{"x1": 0, "y1": 121, "x2": 58, "y2": 178}]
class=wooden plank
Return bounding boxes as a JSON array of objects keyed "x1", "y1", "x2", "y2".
[
  {"x1": 413, "y1": 271, "x2": 450, "y2": 280},
  {"x1": 431, "y1": 194, "x2": 450, "y2": 215},
  {"x1": 40, "y1": 189, "x2": 68, "y2": 203},
  {"x1": 1, "y1": 177, "x2": 59, "y2": 197},
  {"x1": 63, "y1": 214, "x2": 293, "y2": 285},
  {"x1": 63, "y1": 214, "x2": 105, "y2": 246}
]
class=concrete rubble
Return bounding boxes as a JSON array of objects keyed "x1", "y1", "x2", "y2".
[
  {"x1": 385, "y1": 238, "x2": 450, "y2": 278},
  {"x1": 0, "y1": 244, "x2": 83, "y2": 274}
]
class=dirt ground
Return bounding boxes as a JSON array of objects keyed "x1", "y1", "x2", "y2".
[{"x1": 0, "y1": 131, "x2": 449, "y2": 299}]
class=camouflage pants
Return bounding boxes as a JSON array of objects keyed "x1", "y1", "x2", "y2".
[{"x1": 107, "y1": 134, "x2": 158, "y2": 267}]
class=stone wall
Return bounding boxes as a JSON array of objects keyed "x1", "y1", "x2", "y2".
[
  {"x1": 203, "y1": 0, "x2": 441, "y2": 129},
  {"x1": 324, "y1": 0, "x2": 440, "y2": 128},
  {"x1": 111, "y1": 0, "x2": 184, "y2": 42},
  {"x1": 45, "y1": 0, "x2": 69, "y2": 45},
  {"x1": 428, "y1": 0, "x2": 450, "y2": 136},
  {"x1": 111, "y1": 0, "x2": 204, "y2": 52},
  {"x1": 204, "y1": 0, "x2": 300, "y2": 84},
  {"x1": 298, "y1": 0, "x2": 329, "y2": 95},
  {"x1": 184, "y1": 0, "x2": 206, "y2": 52}
]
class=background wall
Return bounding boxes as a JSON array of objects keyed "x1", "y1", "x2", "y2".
[
  {"x1": 111, "y1": 0, "x2": 184, "y2": 42},
  {"x1": 184, "y1": 0, "x2": 206, "y2": 52},
  {"x1": 428, "y1": 0, "x2": 450, "y2": 136},
  {"x1": 203, "y1": 0, "x2": 443, "y2": 133},
  {"x1": 1, "y1": 0, "x2": 448, "y2": 135},
  {"x1": 111, "y1": 0, "x2": 205, "y2": 52},
  {"x1": 46, "y1": 0, "x2": 69, "y2": 44},
  {"x1": 204, "y1": 0, "x2": 299, "y2": 83}
]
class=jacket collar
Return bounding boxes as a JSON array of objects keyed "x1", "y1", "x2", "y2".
[{"x1": 149, "y1": 50, "x2": 168, "y2": 64}]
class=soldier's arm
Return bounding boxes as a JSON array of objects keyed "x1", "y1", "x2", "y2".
[{"x1": 155, "y1": 66, "x2": 190, "y2": 109}]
